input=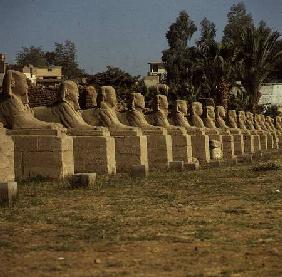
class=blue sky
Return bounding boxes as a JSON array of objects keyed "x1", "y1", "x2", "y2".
[{"x1": 0, "y1": 0, "x2": 281, "y2": 76}]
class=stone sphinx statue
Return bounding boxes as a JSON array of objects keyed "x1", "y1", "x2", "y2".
[
  {"x1": 203, "y1": 106, "x2": 217, "y2": 129},
  {"x1": 238, "y1": 111, "x2": 249, "y2": 131},
  {"x1": 190, "y1": 102, "x2": 206, "y2": 128},
  {"x1": 85, "y1": 85, "x2": 97, "y2": 107},
  {"x1": 227, "y1": 110, "x2": 239, "y2": 129},
  {"x1": 169, "y1": 100, "x2": 211, "y2": 163},
  {"x1": 126, "y1": 92, "x2": 158, "y2": 129},
  {"x1": 215, "y1": 106, "x2": 229, "y2": 129},
  {"x1": 275, "y1": 116, "x2": 282, "y2": 131},
  {"x1": 83, "y1": 86, "x2": 134, "y2": 130},
  {"x1": 34, "y1": 80, "x2": 96, "y2": 129},
  {"x1": 0, "y1": 70, "x2": 62, "y2": 130},
  {"x1": 245, "y1": 112, "x2": 256, "y2": 131},
  {"x1": 146, "y1": 94, "x2": 173, "y2": 128}
]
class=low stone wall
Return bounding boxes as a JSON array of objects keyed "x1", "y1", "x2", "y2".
[{"x1": 28, "y1": 86, "x2": 58, "y2": 108}]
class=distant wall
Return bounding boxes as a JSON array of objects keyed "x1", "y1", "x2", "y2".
[
  {"x1": 28, "y1": 86, "x2": 58, "y2": 107},
  {"x1": 259, "y1": 83, "x2": 282, "y2": 106}
]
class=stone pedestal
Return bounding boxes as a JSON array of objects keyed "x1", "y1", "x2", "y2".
[
  {"x1": 143, "y1": 128, "x2": 173, "y2": 170},
  {"x1": 242, "y1": 133, "x2": 255, "y2": 154},
  {"x1": 258, "y1": 133, "x2": 268, "y2": 151},
  {"x1": 250, "y1": 132, "x2": 261, "y2": 152},
  {"x1": 190, "y1": 134, "x2": 210, "y2": 164},
  {"x1": 229, "y1": 129, "x2": 244, "y2": 156},
  {"x1": 110, "y1": 129, "x2": 148, "y2": 173},
  {"x1": 8, "y1": 129, "x2": 74, "y2": 180},
  {"x1": 220, "y1": 133, "x2": 236, "y2": 159},
  {"x1": 168, "y1": 128, "x2": 193, "y2": 164},
  {"x1": 68, "y1": 129, "x2": 116, "y2": 175},
  {"x1": 0, "y1": 127, "x2": 15, "y2": 182}
]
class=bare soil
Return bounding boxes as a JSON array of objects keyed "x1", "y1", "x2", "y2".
[{"x1": 1, "y1": 156, "x2": 282, "y2": 277}]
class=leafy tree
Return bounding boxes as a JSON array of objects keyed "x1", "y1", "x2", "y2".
[
  {"x1": 162, "y1": 10, "x2": 197, "y2": 100},
  {"x1": 87, "y1": 66, "x2": 140, "y2": 101},
  {"x1": 235, "y1": 23, "x2": 282, "y2": 111},
  {"x1": 48, "y1": 40, "x2": 85, "y2": 79},
  {"x1": 16, "y1": 46, "x2": 47, "y2": 67},
  {"x1": 196, "y1": 17, "x2": 216, "y2": 51},
  {"x1": 222, "y1": 2, "x2": 253, "y2": 46}
]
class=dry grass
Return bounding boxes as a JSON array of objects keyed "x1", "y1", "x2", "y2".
[{"x1": 1, "y1": 156, "x2": 282, "y2": 277}]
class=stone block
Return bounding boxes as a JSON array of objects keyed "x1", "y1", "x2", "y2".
[
  {"x1": 113, "y1": 132, "x2": 148, "y2": 173},
  {"x1": 0, "y1": 129, "x2": 15, "y2": 183},
  {"x1": 0, "y1": 182, "x2": 17, "y2": 205},
  {"x1": 72, "y1": 135, "x2": 116, "y2": 175},
  {"x1": 71, "y1": 173, "x2": 96, "y2": 187},
  {"x1": 145, "y1": 133, "x2": 173, "y2": 171},
  {"x1": 169, "y1": 132, "x2": 193, "y2": 164},
  {"x1": 130, "y1": 165, "x2": 148, "y2": 178},
  {"x1": 169, "y1": 161, "x2": 184, "y2": 171},
  {"x1": 243, "y1": 134, "x2": 255, "y2": 154},
  {"x1": 222, "y1": 135, "x2": 235, "y2": 159},
  {"x1": 10, "y1": 130, "x2": 74, "y2": 180},
  {"x1": 232, "y1": 134, "x2": 244, "y2": 156},
  {"x1": 191, "y1": 134, "x2": 210, "y2": 164}
]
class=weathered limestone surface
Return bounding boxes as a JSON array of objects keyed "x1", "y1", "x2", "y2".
[
  {"x1": 217, "y1": 108, "x2": 244, "y2": 156},
  {"x1": 126, "y1": 93, "x2": 173, "y2": 170},
  {"x1": 68, "y1": 129, "x2": 116, "y2": 175},
  {"x1": 238, "y1": 111, "x2": 255, "y2": 154},
  {"x1": 169, "y1": 100, "x2": 210, "y2": 164},
  {"x1": 34, "y1": 81, "x2": 116, "y2": 175},
  {"x1": 0, "y1": 124, "x2": 14, "y2": 182},
  {"x1": 204, "y1": 105, "x2": 235, "y2": 159},
  {"x1": 147, "y1": 95, "x2": 193, "y2": 164},
  {"x1": 190, "y1": 102, "x2": 222, "y2": 161},
  {"x1": 8, "y1": 129, "x2": 74, "y2": 180},
  {"x1": 83, "y1": 86, "x2": 148, "y2": 173}
]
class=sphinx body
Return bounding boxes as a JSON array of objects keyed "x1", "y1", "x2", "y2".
[{"x1": 0, "y1": 70, "x2": 63, "y2": 130}]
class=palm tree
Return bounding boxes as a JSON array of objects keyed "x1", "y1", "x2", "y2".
[{"x1": 235, "y1": 24, "x2": 282, "y2": 112}]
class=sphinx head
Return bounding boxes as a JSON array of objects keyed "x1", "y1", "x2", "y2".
[
  {"x1": 128, "y1": 92, "x2": 145, "y2": 111},
  {"x1": 228, "y1": 110, "x2": 237, "y2": 120},
  {"x1": 216, "y1": 106, "x2": 226, "y2": 118},
  {"x1": 97, "y1": 86, "x2": 117, "y2": 109},
  {"x1": 206, "y1": 106, "x2": 215, "y2": 119},
  {"x1": 238, "y1": 111, "x2": 246, "y2": 121},
  {"x1": 191, "y1": 102, "x2": 203, "y2": 116},
  {"x1": 173, "y1": 100, "x2": 188, "y2": 116},
  {"x1": 86, "y1": 85, "x2": 97, "y2": 107},
  {"x1": 153, "y1": 94, "x2": 168, "y2": 115},
  {"x1": 246, "y1": 111, "x2": 254, "y2": 121},
  {"x1": 58, "y1": 80, "x2": 80, "y2": 110},
  {"x1": 2, "y1": 70, "x2": 29, "y2": 104}
]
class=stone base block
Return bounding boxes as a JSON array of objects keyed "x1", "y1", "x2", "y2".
[
  {"x1": 267, "y1": 134, "x2": 274, "y2": 149},
  {"x1": 169, "y1": 161, "x2": 184, "y2": 171},
  {"x1": 243, "y1": 134, "x2": 255, "y2": 154},
  {"x1": 191, "y1": 134, "x2": 210, "y2": 164},
  {"x1": 0, "y1": 182, "x2": 17, "y2": 205},
  {"x1": 144, "y1": 130, "x2": 173, "y2": 171},
  {"x1": 0, "y1": 128, "x2": 15, "y2": 183},
  {"x1": 71, "y1": 173, "x2": 96, "y2": 187},
  {"x1": 72, "y1": 135, "x2": 116, "y2": 175},
  {"x1": 253, "y1": 134, "x2": 261, "y2": 152},
  {"x1": 130, "y1": 165, "x2": 148, "y2": 178},
  {"x1": 8, "y1": 129, "x2": 74, "y2": 180},
  {"x1": 222, "y1": 135, "x2": 236, "y2": 159},
  {"x1": 112, "y1": 132, "x2": 148, "y2": 173},
  {"x1": 259, "y1": 134, "x2": 268, "y2": 151},
  {"x1": 232, "y1": 134, "x2": 244, "y2": 156},
  {"x1": 169, "y1": 132, "x2": 193, "y2": 164}
]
